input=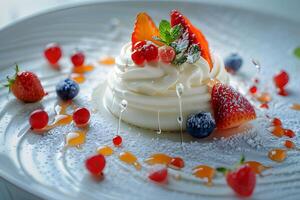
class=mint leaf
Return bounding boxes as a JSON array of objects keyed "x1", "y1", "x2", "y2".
[
  {"x1": 186, "y1": 44, "x2": 200, "y2": 64},
  {"x1": 159, "y1": 20, "x2": 172, "y2": 44},
  {"x1": 172, "y1": 54, "x2": 187, "y2": 66},
  {"x1": 170, "y1": 24, "x2": 183, "y2": 41},
  {"x1": 172, "y1": 31, "x2": 189, "y2": 54},
  {"x1": 294, "y1": 47, "x2": 300, "y2": 59}
]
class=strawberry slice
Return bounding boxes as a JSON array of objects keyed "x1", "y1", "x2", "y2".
[
  {"x1": 211, "y1": 83, "x2": 256, "y2": 129},
  {"x1": 131, "y1": 12, "x2": 162, "y2": 49},
  {"x1": 170, "y1": 10, "x2": 213, "y2": 70}
]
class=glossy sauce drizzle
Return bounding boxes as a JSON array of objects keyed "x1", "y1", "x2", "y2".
[
  {"x1": 192, "y1": 165, "x2": 215, "y2": 186},
  {"x1": 268, "y1": 148, "x2": 287, "y2": 162},
  {"x1": 244, "y1": 161, "x2": 271, "y2": 175},
  {"x1": 119, "y1": 151, "x2": 141, "y2": 170}
]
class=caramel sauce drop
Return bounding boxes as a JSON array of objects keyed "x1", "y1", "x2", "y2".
[
  {"x1": 145, "y1": 153, "x2": 172, "y2": 166},
  {"x1": 244, "y1": 161, "x2": 272, "y2": 175},
  {"x1": 73, "y1": 65, "x2": 94, "y2": 74},
  {"x1": 97, "y1": 146, "x2": 114, "y2": 156},
  {"x1": 192, "y1": 165, "x2": 215, "y2": 186},
  {"x1": 290, "y1": 103, "x2": 300, "y2": 111},
  {"x1": 99, "y1": 56, "x2": 115, "y2": 65},
  {"x1": 119, "y1": 151, "x2": 141, "y2": 170},
  {"x1": 268, "y1": 148, "x2": 287, "y2": 162},
  {"x1": 65, "y1": 130, "x2": 87, "y2": 148},
  {"x1": 71, "y1": 73, "x2": 86, "y2": 84}
]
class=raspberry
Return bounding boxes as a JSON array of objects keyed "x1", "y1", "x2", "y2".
[
  {"x1": 158, "y1": 46, "x2": 175, "y2": 63},
  {"x1": 71, "y1": 51, "x2": 85, "y2": 66},
  {"x1": 29, "y1": 109, "x2": 49, "y2": 129},
  {"x1": 44, "y1": 43, "x2": 62, "y2": 65}
]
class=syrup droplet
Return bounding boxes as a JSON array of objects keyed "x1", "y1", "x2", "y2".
[
  {"x1": 257, "y1": 92, "x2": 272, "y2": 103},
  {"x1": 99, "y1": 56, "x2": 115, "y2": 65},
  {"x1": 71, "y1": 73, "x2": 85, "y2": 84},
  {"x1": 116, "y1": 99, "x2": 127, "y2": 137},
  {"x1": 268, "y1": 148, "x2": 287, "y2": 162},
  {"x1": 157, "y1": 110, "x2": 161, "y2": 134},
  {"x1": 145, "y1": 153, "x2": 172, "y2": 165},
  {"x1": 270, "y1": 126, "x2": 284, "y2": 138},
  {"x1": 192, "y1": 165, "x2": 215, "y2": 186},
  {"x1": 176, "y1": 83, "x2": 184, "y2": 148},
  {"x1": 119, "y1": 151, "x2": 141, "y2": 170},
  {"x1": 65, "y1": 130, "x2": 86, "y2": 148},
  {"x1": 72, "y1": 65, "x2": 94, "y2": 74},
  {"x1": 97, "y1": 146, "x2": 114, "y2": 156},
  {"x1": 290, "y1": 103, "x2": 300, "y2": 111},
  {"x1": 244, "y1": 161, "x2": 272, "y2": 175}
]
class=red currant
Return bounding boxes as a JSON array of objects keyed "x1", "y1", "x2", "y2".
[
  {"x1": 133, "y1": 41, "x2": 146, "y2": 50},
  {"x1": 144, "y1": 44, "x2": 158, "y2": 62},
  {"x1": 284, "y1": 129, "x2": 295, "y2": 138},
  {"x1": 29, "y1": 109, "x2": 49, "y2": 129},
  {"x1": 85, "y1": 154, "x2": 106, "y2": 176},
  {"x1": 148, "y1": 165, "x2": 168, "y2": 183},
  {"x1": 73, "y1": 107, "x2": 90, "y2": 126},
  {"x1": 168, "y1": 157, "x2": 185, "y2": 170},
  {"x1": 131, "y1": 49, "x2": 145, "y2": 65},
  {"x1": 272, "y1": 118, "x2": 282, "y2": 126},
  {"x1": 273, "y1": 70, "x2": 289, "y2": 89},
  {"x1": 71, "y1": 51, "x2": 85, "y2": 67},
  {"x1": 158, "y1": 46, "x2": 175, "y2": 63},
  {"x1": 44, "y1": 43, "x2": 62, "y2": 65},
  {"x1": 113, "y1": 135, "x2": 122, "y2": 146},
  {"x1": 249, "y1": 86, "x2": 257, "y2": 94}
]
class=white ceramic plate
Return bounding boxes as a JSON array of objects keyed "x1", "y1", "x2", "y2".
[{"x1": 1, "y1": 1, "x2": 300, "y2": 200}]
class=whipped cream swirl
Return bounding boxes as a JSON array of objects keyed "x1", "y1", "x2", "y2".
[{"x1": 104, "y1": 42, "x2": 229, "y2": 131}]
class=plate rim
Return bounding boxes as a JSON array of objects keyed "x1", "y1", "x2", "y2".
[{"x1": 0, "y1": 1, "x2": 299, "y2": 199}]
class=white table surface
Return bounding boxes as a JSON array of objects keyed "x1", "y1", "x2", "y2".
[{"x1": 0, "y1": 0, "x2": 299, "y2": 200}]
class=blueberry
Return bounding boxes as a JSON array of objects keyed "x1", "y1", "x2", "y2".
[
  {"x1": 186, "y1": 112, "x2": 216, "y2": 138},
  {"x1": 56, "y1": 78, "x2": 79, "y2": 100},
  {"x1": 224, "y1": 53, "x2": 243, "y2": 73}
]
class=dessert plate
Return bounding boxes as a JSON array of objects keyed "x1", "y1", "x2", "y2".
[{"x1": 0, "y1": 1, "x2": 300, "y2": 200}]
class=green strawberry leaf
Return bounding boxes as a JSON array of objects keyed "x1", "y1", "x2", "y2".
[
  {"x1": 216, "y1": 167, "x2": 229, "y2": 174},
  {"x1": 239, "y1": 155, "x2": 246, "y2": 165},
  {"x1": 294, "y1": 47, "x2": 300, "y2": 59}
]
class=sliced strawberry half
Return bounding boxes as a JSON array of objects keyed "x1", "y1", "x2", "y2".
[
  {"x1": 131, "y1": 12, "x2": 163, "y2": 49},
  {"x1": 211, "y1": 83, "x2": 256, "y2": 129},
  {"x1": 170, "y1": 10, "x2": 213, "y2": 70}
]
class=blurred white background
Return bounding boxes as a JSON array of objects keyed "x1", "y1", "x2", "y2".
[{"x1": 0, "y1": 0, "x2": 300, "y2": 29}]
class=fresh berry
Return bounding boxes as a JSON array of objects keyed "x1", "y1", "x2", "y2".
[
  {"x1": 249, "y1": 85, "x2": 257, "y2": 94},
  {"x1": 44, "y1": 43, "x2": 62, "y2": 65},
  {"x1": 211, "y1": 83, "x2": 256, "y2": 129},
  {"x1": 85, "y1": 154, "x2": 106, "y2": 176},
  {"x1": 29, "y1": 109, "x2": 49, "y2": 129},
  {"x1": 131, "y1": 49, "x2": 145, "y2": 65},
  {"x1": 131, "y1": 41, "x2": 158, "y2": 65},
  {"x1": 273, "y1": 70, "x2": 289, "y2": 89},
  {"x1": 226, "y1": 165, "x2": 256, "y2": 197},
  {"x1": 5, "y1": 65, "x2": 45, "y2": 103},
  {"x1": 73, "y1": 107, "x2": 90, "y2": 126},
  {"x1": 148, "y1": 165, "x2": 168, "y2": 183},
  {"x1": 186, "y1": 112, "x2": 216, "y2": 138},
  {"x1": 56, "y1": 78, "x2": 79, "y2": 100},
  {"x1": 272, "y1": 118, "x2": 282, "y2": 126},
  {"x1": 131, "y1": 12, "x2": 162, "y2": 49},
  {"x1": 224, "y1": 53, "x2": 243, "y2": 73},
  {"x1": 169, "y1": 157, "x2": 185, "y2": 170},
  {"x1": 158, "y1": 46, "x2": 176, "y2": 63},
  {"x1": 284, "y1": 129, "x2": 295, "y2": 138},
  {"x1": 144, "y1": 44, "x2": 159, "y2": 62},
  {"x1": 170, "y1": 10, "x2": 213, "y2": 69},
  {"x1": 284, "y1": 140, "x2": 295, "y2": 149},
  {"x1": 113, "y1": 135, "x2": 122, "y2": 146},
  {"x1": 71, "y1": 51, "x2": 85, "y2": 67}
]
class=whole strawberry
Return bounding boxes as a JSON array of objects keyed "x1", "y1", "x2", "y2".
[
  {"x1": 217, "y1": 156, "x2": 256, "y2": 197},
  {"x1": 5, "y1": 65, "x2": 45, "y2": 103}
]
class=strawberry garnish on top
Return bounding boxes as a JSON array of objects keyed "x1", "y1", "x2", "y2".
[
  {"x1": 211, "y1": 83, "x2": 256, "y2": 129},
  {"x1": 5, "y1": 65, "x2": 46, "y2": 103},
  {"x1": 131, "y1": 12, "x2": 163, "y2": 49},
  {"x1": 170, "y1": 10, "x2": 213, "y2": 70}
]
